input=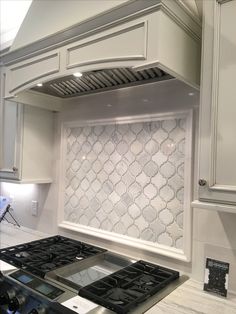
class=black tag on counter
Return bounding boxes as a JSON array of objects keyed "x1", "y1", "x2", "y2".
[{"x1": 204, "y1": 258, "x2": 229, "y2": 297}]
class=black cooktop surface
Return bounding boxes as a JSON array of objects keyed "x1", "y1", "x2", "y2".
[
  {"x1": 0, "y1": 235, "x2": 106, "y2": 278},
  {"x1": 79, "y1": 260, "x2": 179, "y2": 314}
]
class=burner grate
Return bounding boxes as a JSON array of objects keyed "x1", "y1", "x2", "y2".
[
  {"x1": 0, "y1": 235, "x2": 106, "y2": 277},
  {"x1": 79, "y1": 260, "x2": 179, "y2": 314}
]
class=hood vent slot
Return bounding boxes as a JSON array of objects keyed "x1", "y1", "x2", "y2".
[{"x1": 31, "y1": 67, "x2": 172, "y2": 98}]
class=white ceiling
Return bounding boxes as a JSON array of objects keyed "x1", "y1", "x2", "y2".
[{"x1": 0, "y1": 0, "x2": 32, "y2": 50}]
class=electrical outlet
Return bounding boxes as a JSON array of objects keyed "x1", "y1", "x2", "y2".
[{"x1": 31, "y1": 200, "x2": 38, "y2": 216}]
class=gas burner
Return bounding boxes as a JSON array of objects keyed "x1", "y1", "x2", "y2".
[
  {"x1": 80, "y1": 261, "x2": 179, "y2": 314},
  {"x1": 0, "y1": 235, "x2": 106, "y2": 278}
]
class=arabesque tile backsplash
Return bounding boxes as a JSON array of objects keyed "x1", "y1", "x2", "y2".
[{"x1": 64, "y1": 118, "x2": 186, "y2": 250}]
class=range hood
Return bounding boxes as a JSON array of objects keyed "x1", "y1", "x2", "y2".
[{"x1": 1, "y1": 0, "x2": 202, "y2": 110}]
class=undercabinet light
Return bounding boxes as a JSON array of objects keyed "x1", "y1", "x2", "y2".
[
  {"x1": 73, "y1": 72, "x2": 83, "y2": 78},
  {"x1": 36, "y1": 83, "x2": 43, "y2": 87}
]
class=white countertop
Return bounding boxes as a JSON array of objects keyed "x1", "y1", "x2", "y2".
[{"x1": 1, "y1": 222, "x2": 236, "y2": 314}]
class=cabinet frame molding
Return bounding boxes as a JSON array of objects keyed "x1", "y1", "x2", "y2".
[
  {"x1": 58, "y1": 109, "x2": 194, "y2": 262},
  {"x1": 208, "y1": 0, "x2": 236, "y2": 192}
]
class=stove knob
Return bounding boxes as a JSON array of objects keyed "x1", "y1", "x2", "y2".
[
  {"x1": 28, "y1": 307, "x2": 46, "y2": 314},
  {"x1": 8, "y1": 294, "x2": 26, "y2": 312},
  {"x1": 0, "y1": 289, "x2": 16, "y2": 306}
]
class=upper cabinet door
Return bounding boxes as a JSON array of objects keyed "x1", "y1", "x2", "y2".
[
  {"x1": 199, "y1": 0, "x2": 236, "y2": 204},
  {"x1": 0, "y1": 100, "x2": 22, "y2": 180}
]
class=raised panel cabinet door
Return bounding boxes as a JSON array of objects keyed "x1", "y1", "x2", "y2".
[
  {"x1": 199, "y1": 0, "x2": 236, "y2": 204},
  {"x1": 0, "y1": 101, "x2": 22, "y2": 180}
]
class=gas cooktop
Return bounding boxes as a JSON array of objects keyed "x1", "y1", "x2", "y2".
[
  {"x1": 0, "y1": 235, "x2": 106, "y2": 278},
  {"x1": 0, "y1": 235, "x2": 186, "y2": 314}
]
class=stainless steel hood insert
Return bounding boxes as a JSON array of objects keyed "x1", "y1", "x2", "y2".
[{"x1": 31, "y1": 67, "x2": 172, "y2": 98}]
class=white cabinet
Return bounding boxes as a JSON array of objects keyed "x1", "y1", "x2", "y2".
[
  {"x1": 0, "y1": 100, "x2": 54, "y2": 183},
  {"x1": 197, "y1": 0, "x2": 236, "y2": 206}
]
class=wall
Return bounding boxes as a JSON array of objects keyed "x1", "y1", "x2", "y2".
[{"x1": 1, "y1": 80, "x2": 236, "y2": 294}]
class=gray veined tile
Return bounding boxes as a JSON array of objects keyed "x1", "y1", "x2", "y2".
[
  {"x1": 143, "y1": 160, "x2": 159, "y2": 177},
  {"x1": 121, "y1": 213, "x2": 133, "y2": 229},
  {"x1": 66, "y1": 186, "x2": 74, "y2": 198},
  {"x1": 66, "y1": 128, "x2": 72, "y2": 137},
  {"x1": 152, "y1": 151, "x2": 168, "y2": 167},
  {"x1": 121, "y1": 193, "x2": 133, "y2": 206},
  {"x1": 176, "y1": 212, "x2": 183, "y2": 228},
  {"x1": 144, "y1": 183, "x2": 158, "y2": 199},
  {"x1": 135, "y1": 216, "x2": 149, "y2": 232},
  {"x1": 72, "y1": 141, "x2": 81, "y2": 154},
  {"x1": 93, "y1": 125, "x2": 104, "y2": 136},
  {"x1": 150, "y1": 196, "x2": 166, "y2": 212},
  {"x1": 101, "y1": 219, "x2": 113, "y2": 231},
  {"x1": 136, "y1": 171, "x2": 150, "y2": 186},
  {"x1": 93, "y1": 142, "x2": 103, "y2": 154},
  {"x1": 86, "y1": 169, "x2": 97, "y2": 183},
  {"x1": 70, "y1": 176, "x2": 80, "y2": 191},
  {"x1": 67, "y1": 212, "x2": 78, "y2": 223},
  {"x1": 95, "y1": 209, "x2": 107, "y2": 223},
  {"x1": 75, "y1": 188, "x2": 85, "y2": 200},
  {"x1": 177, "y1": 162, "x2": 185, "y2": 179},
  {"x1": 118, "y1": 124, "x2": 130, "y2": 135},
  {"x1": 130, "y1": 123, "x2": 143, "y2": 134},
  {"x1": 71, "y1": 127, "x2": 82, "y2": 137},
  {"x1": 127, "y1": 225, "x2": 140, "y2": 238},
  {"x1": 137, "y1": 151, "x2": 151, "y2": 167},
  {"x1": 115, "y1": 181, "x2": 127, "y2": 196},
  {"x1": 83, "y1": 126, "x2": 92, "y2": 137},
  {"x1": 128, "y1": 182, "x2": 142, "y2": 199},
  {"x1": 95, "y1": 188, "x2": 107, "y2": 204},
  {"x1": 71, "y1": 159, "x2": 80, "y2": 172},
  {"x1": 135, "y1": 194, "x2": 149, "y2": 209},
  {"x1": 130, "y1": 140, "x2": 143, "y2": 155},
  {"x1": 151, "y1": 173, "x2": 167, "y2": 190},
  {"x1": 104, "y1": 160, "x2": 115, "y2": 174},
  {"x1": 92, "y1": 160, "x2": 103, "y2": 173},
  {"x1": 143, "y1": 206, "x2": 157, "y2": 223},
  {"x1": 81, "y1": 178, "x2": 90, "y2": 191},
  {"x1": 113, "y1": 221, "x2": 126, "y2": 235},
  {"x1": 128, "y1": 204, "x2": 141, "y2": 219},
  {"x1": 116, "y1": 160, "x2": 128, "y2": 176},
  {"x1": 110, "y1": 150, "x2": 122, "y2": 166},
  {"x1": 90, "y1": 217, "x2": 101, "y2": 228},
  {"x1": 109, "y1": 191, "x2": 121, "y2": 204},
  {"x1": 129, "y1": 161, "x2": 142, "y2": 177},
  {"x1": 97, "y1": 170, "x2": 108, "y2": 183},
  {"x1": 152, "y1": 128, "x2": 168, "y2": 144},
  {"x1": 90, "y1": 197, "x2": 100, "y2": 211},
  {"x1": 81, "y1": 160, "x2": 91, "y2": 173},
  {"x1": 166, "y1": 221, "x2": 183, "y2": 242},
  {"x1": 98, "y1": 151, "x2": 110, "y2": 163},
  {"x1": 159, "y1": 209, "x2": 174, "y2": 225},
  {"x1": 159, "y1": 185, "x2": 175, "y2": 202},
  {"x1": 109, "y1": 170, "x2": 121, "y2": 185},
  {"x1": 136, "y1": 129, "x2": 150, "y2": 144},
  {"x1": 175, "y1": 236, "x2": 183, "y2": 249},
  {"x1": 79, "y1": 215, "x2": 89, "y2": 226},
  {"x1": 81, "y1": 141, "x2": 92, "y2": 154},
  {"x1": 160, "y1": 139, "x2": 176, "y2": 156},
  {"x1": 159, "y1": 161, "x2": 176, "y2": 179},
  {"x1": 176, "y1": 187, "x2": 184, "y2": 202},
  {"x1": 117, "y1": 140, "x2": 129, "y2": 155},
  {"x1": 158, "y1": 233, "x2": 173, "y2": 246},
  {"x1": 110, "y1": 131, "x2": 122, "y2": 144},
  {"x1": 79, "y1": 195, "x2": 90, "y2": 209},
  {"x1": 168, "y1": 174, "x2": 183, "y2": 192},
  {"x1": 104, "y1": 140, "x2": 115, "y2": 154},
  {"x1": 161, "y1": 119, "x2": 177, "y2": 133},
  {"x1": 145, "y1": 139, "x2": 159, "y2": 155},
  {"x1": 177, "y1": 138, "x2": 185, "y2": 154},
  {"x1": 91, "y1": 179, "x2": 101, "y2": 193},
  {"x1": 114, "y1": 201, "x2": 127, "y2": 217},
  {"x1": 121, "y1": 171, "x2": 135, "y2": 187},
  {"x1": 69, "y1": 195, "x2": 79, "y2": 208},
  {"x1": 104, "y1": 125, "x2": 116, "y2": 136},
  {"x1": 108, "y1": 211, "x2": 120, "y2": 225},
  {"x1": 103, "y1": 180, "x2": 114, "y2": 195},
  {"x1": 140, "y1": 228, "x2": 156, "y2": 242}
]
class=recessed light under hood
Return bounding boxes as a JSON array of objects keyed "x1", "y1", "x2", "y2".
[{"x1": 31, "y1": 67, "x2": 172, "y2": 98}]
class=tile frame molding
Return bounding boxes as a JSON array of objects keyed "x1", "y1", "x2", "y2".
[{"x1": 58, "y1": 109, "x2": 193, "y2": 262}]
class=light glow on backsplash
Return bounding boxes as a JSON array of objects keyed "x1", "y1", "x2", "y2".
[{"x1": 1, "y1": 182, "x2": 36, "y2": 198}]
